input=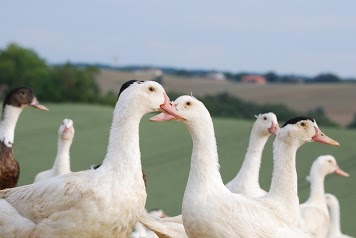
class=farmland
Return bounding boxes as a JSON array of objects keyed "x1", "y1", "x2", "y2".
[
  {"x1": 15, "y1": 103, "x2": 356, "y2": 235},
  {"x1": 97, "y1": 69, "x2": 356, "y2": 127}
]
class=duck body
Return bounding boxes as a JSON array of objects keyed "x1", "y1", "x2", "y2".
[
  {"x1": 0, "y1": 142, "x2": 18, "y2": 189},
  {"x1": 2, "y1": 169, "x2": 146, "y2": 237},
  {"x1": 182, "y1": 187, "x2": 290, "y2": 238}
]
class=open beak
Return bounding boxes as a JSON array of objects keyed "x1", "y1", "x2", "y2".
[
  {"x1": 312, "y1": 127, "x2": 339, "y2": 146},
  {"x1": 150, "y1": 93, "x2": 186, "y2": 122},
  {"x1": 30, "y1": 97, "x2": 49, "y2": 111},
  {"x1": 334, "y1": 167, "x2": 349, "y2": 177},
  {"x1": 268, "y1": 121, "x2": 279, "y2": 135}
]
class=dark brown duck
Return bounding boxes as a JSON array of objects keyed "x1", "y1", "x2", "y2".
[{"x1": 0, "y1": 87, "x2": 48, "y2": 190}]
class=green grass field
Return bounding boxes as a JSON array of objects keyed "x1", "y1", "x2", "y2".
[{"x1": 14, "y1": 103, "x2": 356, "y2": 235}]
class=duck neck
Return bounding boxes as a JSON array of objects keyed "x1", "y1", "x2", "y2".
[
  {"x1": 0, "y1": 105, "x2": 23, "y2": 147},
  {"x1": 53, "y1": 138, "x2": 72, "y2": 174},
  {"x1": 99, "y1": 99, "x2": 144, "y2": 184},
  {"x1": 328, "y1": 202, "x2": 342, "y2": 236},
  {"x1": 235, "y1": 132, "x2": 269, "y2": 190},
  {"x1": 307, "y1": 166, "x2": 327, "y2": 204},
  {"x1": 186, "y1": 119, "x2": 225, "y2": 191},
  {"x1": 268, "y1": 138, "x2": 300, "y2": 218}
]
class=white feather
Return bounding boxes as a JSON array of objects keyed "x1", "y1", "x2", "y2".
[{"x1": 325, "y1": 193, "x2": 354, "y2": 238}]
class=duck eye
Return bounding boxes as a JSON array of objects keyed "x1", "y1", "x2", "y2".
[
  {"x1": 301, "y1": 122, "x2": 306, "y2": 127},
  {"x1": 148, "y1": 86, "x2": 155, "y2": 92},
  {"x1": 328, "y1": 160, "x2": 332, "y2": 163},
  {"x1": 186, "y1": 101, "x2": 191, "y2": 106},
  {"x1": 263, "y1": 117, "x2": 267, "y2": 120}
]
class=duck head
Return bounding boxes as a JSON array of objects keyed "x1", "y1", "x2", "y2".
[
  {"x1": 254, "y1": 112, "x2": 279, "y2": 136},
  {"x1": 150, "y1": 95, "x2": 208, "y2": 125},
  {"x1": 278, "y1": 117, "x2": 339, "y2": 147},
  {"x1": 59, "y1": 118, "x2": 75, "y2": 141},
  {"x1": 3, "y1": 87, "x2": 48, "y2": 112},
  {"x1": 118, "y1": 80, "x2": 184, "y2": 119},
  {"x1": 313, "y1": 155, "x2": 349, "y2": 177}
]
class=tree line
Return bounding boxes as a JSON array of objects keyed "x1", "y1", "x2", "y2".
[
  {"x1": 1, "y1": 43, "x2": 355, "y2": 128},
  {"x1": 0, "y1": 43, "x2": 99, "y2": 103}
]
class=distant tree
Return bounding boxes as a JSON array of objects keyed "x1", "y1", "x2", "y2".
[
  {"x1": 175, "y1": 70, "x2": 190, "y2": 77},
  {"x1": 97, "y1": 90, "x2": 117, "y2": 106},
  {"x1": 0, "y1": 43, "x2": 50, "y2": 96},
  {"x1": 264, "y1": 72, "x2": 279, "y2": 83},
  {"x1": 47, "y1": 63, "x2": 99, "y2": 102},
  {"x1": 313, "y1": 73, "x2": 340, "y2": 83},
  {"x1": 347, "y1": 113, "x2": 356, "y2": 129}
]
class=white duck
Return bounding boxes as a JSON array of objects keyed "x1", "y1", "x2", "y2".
[
  {"x1": 33, "y1": 119, "x2": 75, "y2": 183},
  {"x1": 262, "y1": 118, "x2": 340, "y2": 228},
  {"x1": 325, "y1": 193, "x2": 354, "y2": 238},
  {"x1": 300, "y1": 156, "x2": 349, "y2": 238},
  {"x1": 225, "y1": 112, "x2": 279, "y2": 197},
  {"x1": 0, "y1": 80, "x2": 182, "y2": 237},
  {"x1": 151, "y1": 96, "x2": 339, "y2": 238}
]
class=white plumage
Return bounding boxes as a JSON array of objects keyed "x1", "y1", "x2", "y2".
[
  {"x1": 325, "y1": 193, "x2": 354, "y2": 238},
  {"x1": 132, "y1": 209, "x2": 187, "y2": 238},
  {"x1": 0, "y1": 80, "x2": 180, "y2": 237},
  {"x1": 33, "y1": 118, "x2": 75, "y2": 183},
  {"x1": 226, "y1": 112, "x2": 279, "y2": 197}
]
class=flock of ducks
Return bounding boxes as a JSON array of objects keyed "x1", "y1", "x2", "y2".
[{"x1": 0, "y1": 82, "x2": 352, "y2": 238}]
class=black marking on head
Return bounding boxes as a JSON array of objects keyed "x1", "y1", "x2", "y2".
[
  {"x1": 91, "y1": 164, "x2": 101, "y2": 170},
  {"x1": 2, "y1": 87, "x2": 34, "y2": 110},
  {"x1": 118, "y1": 80, "x2": 144, "y2": 98},
  {"x1": 281, "y1": 117, "x2": 315, "y2": 128}
]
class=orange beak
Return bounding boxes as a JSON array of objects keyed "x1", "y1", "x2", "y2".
[
  {"x1": 268, "y1": 121, "x2": 279, "y2": 135},
  {"x1": 150, "y1": 93, "x2": 186, "y2": 122},
  {"x1": 334, "y1": 167, "x2": 349, "y2": 177},
  {"x1": 312, "y1": 127, "x2": 339, "y2": 146},
  {"x1": 30, "y1": 97, "x2": 49, "y2": 111}
]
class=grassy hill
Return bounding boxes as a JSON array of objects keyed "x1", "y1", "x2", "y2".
[
  {"x1": 96, "y1": 69, "x2": 356, "y2": 127},
  {"x1": 14, "y1": 103, "x2": 356, "y2": 235}
]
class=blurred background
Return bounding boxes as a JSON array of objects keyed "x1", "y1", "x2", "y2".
[{"x1": 1, "y1": 0, "x2": 356, "y2": 235}]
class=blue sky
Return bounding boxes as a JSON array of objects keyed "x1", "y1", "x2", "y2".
[{"x1": 1, "y1": 0, "x2": 356, "y2": 77}]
